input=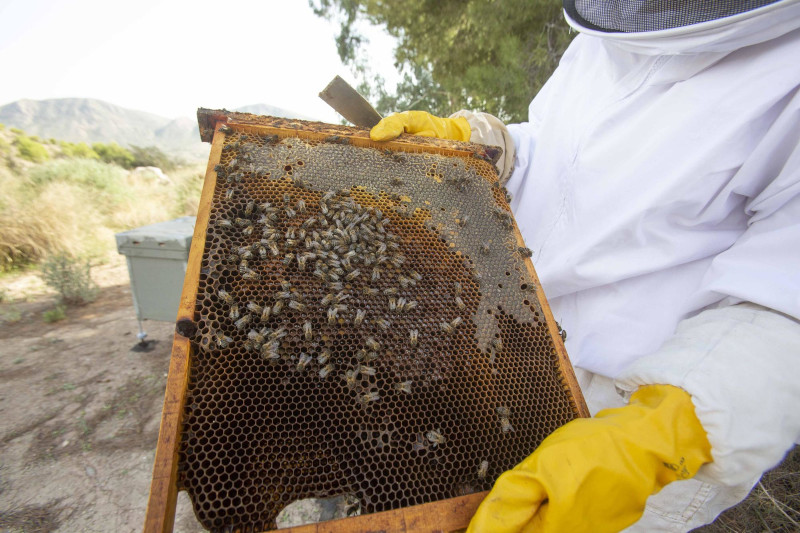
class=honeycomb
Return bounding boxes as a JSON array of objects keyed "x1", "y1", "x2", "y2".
[{"x1": 179, "y1": 121, "x2": 582, "y2": 532}]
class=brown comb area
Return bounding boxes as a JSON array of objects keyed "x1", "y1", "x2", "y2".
[{"x1": 179, "y1": 128, "x2": 579, "y2": 532}]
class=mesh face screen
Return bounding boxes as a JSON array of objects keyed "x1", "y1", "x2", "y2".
[
  {"x1": 179, "y1": 125, "x2": 581, "y2": 532},
  {"x1": 567, "y1": 0, "x2": 780, "y2": 32}
]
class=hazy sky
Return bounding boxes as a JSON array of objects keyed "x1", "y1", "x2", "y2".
[{"x1": 0, "y1": 0, "x2": 398, "y2": 121}]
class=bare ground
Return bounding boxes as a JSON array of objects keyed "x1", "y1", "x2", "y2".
[
  {"x1": 0, "y1": 256, "x2": 204, "y2": 533},
  {"x1": 0, "y1": 257, "x2": 796, "y2": 532}
]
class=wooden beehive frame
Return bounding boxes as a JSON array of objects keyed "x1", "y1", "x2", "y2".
[{"x1": 143, "y1": 111, "x2": 588, "y2": 533}]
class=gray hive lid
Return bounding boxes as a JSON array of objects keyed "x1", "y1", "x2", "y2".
[{"x1": 115, "y1": 216, "x2": 195, "y2": 253}]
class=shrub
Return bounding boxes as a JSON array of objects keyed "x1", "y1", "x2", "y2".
[
  {"x1": 129, "y1": 145, "x2": 180, "y2": 171},
  {"x1": 15, "y1": 136, "x2": 50, "y2": 163},
  {"x1": 60, "y1": 141, "x2": 99, "y2": 159},
  {"x1": 43, "y1": 304, "x2": 67, "y2": 322},
  {"x1": 0, "y1": 123, "x2": 5, "y2": 130},
  {"x1": 92, "y1": 142, "x2": 135, "y2": 168},
  {"x1": 10, "y1": 127, "x2": 23, "y2": 134},
  {"x1": 39, "y1": 253, "x2": 99, "y2": 305},
  {"x1": 28, "y1": 158, "x2": 129, "y2": 206}
]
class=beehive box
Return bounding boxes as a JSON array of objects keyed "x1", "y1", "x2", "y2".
[{"x1": 144, "y1": 109, "x2": 588, "y2": 533}]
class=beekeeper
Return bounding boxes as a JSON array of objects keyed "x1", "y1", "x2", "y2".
[{"x1": 371, "y1": 1, "x2": 800, "y2": 531}]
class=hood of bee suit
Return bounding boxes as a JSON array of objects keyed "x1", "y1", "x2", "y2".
[{"x1": 563, "y1": 0, "x2": 800, "y2": 55}]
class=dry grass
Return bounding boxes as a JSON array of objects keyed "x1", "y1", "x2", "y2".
[
  {"x1": 0, "y1": 149, "x2": 204, "y2": 270},
  {"x1": 695, "y1": 446, "x2": 799, "y2": 532}
]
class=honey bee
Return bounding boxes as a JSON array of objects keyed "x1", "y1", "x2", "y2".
[
  {"x1": 242, "y1": 269, "x2": 260, "y2": 280},
  {"x1": 281, "y1": 253, "x2": 294, "y2": 266},
  {"x1": 272, "y1": 301, "x2": 284, "y2": 316},
  {"x1": 412, "y1": 434, "x2": 428, "y2": 452},
  {"x1": 365, "y1": 351, "x2": 380, "y2": 363},
  {"x1": 374, "y1": 318, "x2": 390, "y2": 331},
  {"x1": 458, "y1": 215, "x2": 469, "y2": 227},
  {"x1": 213, "y1": 331, "x2": 233, "y2": 349},
  {"x1": 451, "y1": 317, "x2": 463, "y2": 328},
  {"x1": 261, "y1": 342, "x2": 280, "y2": 361},
  {"x1": 496, "y1": 406, "x2": 510, "y2": 417},
  {"x1": 260, "y1": 306, "x2": 271, "y2": 322},
  {"x1": 319, "y1": 363, "x2": 335, "y2": 379},
  {"x1": 321, "y1": 293, "x2": 335, "y2": 306},
  {"x1": 371, "y1": 267, "x2": 382, "y2": 282},
  {"x1": 366, "y1": 337, "x2": 380, "y2": 351},
  {"x1": 357, "y1": 365, "x2": 376, "y2": 377},
  {"x1": 440, "y1": 322, "x2": 454, "y2": 334},
  {"x1": 285, "y1": 207, "x2": 296, "y2": 218},
  {"x1": 218, "y1": 289, "x2": 235, "y2": 305},
  {"x1": 345, "y1": 269, "x2": 361, "y2": 281},
  {"x1": 235, "y1": 217, "x2": 248, "y2": 227},
  {"x1": 297, "y1": 253, "x2": 308, "y2": 271},
  {"x1": 318, "y1": 350, "x2": 331, "y2": 365},
  {"x1": 391, "y1": 177, "x2": 404, "y2": 186},
  {"x1": 246, "y1": 301, "x2": 262, "y2": 314},
  {"x1": 477, "y1": 460, "x2": 489, "y2": 480},
  {"x1": 302, "y1": 217, "x2": 317, "y2": 228},
  {"x1": 270, "y1": 327, "x2": 287, "y2": 340},
  {"x1": 296, "y1": 199, "x2": 306, "y2": 212},
  {"x1": 518, "y1": 246, "x2": 533, "y2": 258},
  {"x1": 218, "y1": 218, "x2": 234, "y2": 229},
  {"x1": 322, "y1": 191, "x2": 336, "y2": 202},
  {"x1": 455, "y1": 296, "x2": 465, "y2": 309},
  {"x1": 245, "y1": 200, "x2": 255, "y2": 216},
  {"x1": 343, "y1": 369, "x2": 357, "y2": 389},
  {"x1": 480, "y1": 242, "x2": 491, "y2": 255},
  {"x1": 358, "y1": 391, "x2": 380, "y2": 405},
  {"x1": 426, "y1": 430, "x2": 446, "y2": 446},
  {"x1": 288, "y1": 300, "x2": 306, "y2": 311},
  {"x1": 327, "y1": 307, "x2": 338, "y2": 324},
  {"x1": 383, "y1": 287, "x2": 399, "y2": 296},
  {"x1": 395, "y1": 380, "x2": 412, "y2": 394},
  {"x1": 501, "y1": 417, "x2": 514, "y2": 433},
  {"x1": 454, "y1": 282, "x2": 462, "y2": 297},
  {"x1": 229, "y1": 304, "x2": 241, "y2": 320},
  {"x1": 235, "y1": 315, "x2": 251, "y2": 329},
  {"x1": 388, "y1": 297, "x2": 397, "y2": 312},
  {"x1": 242, "y1": 225, "x2": 254, "y2": 236},
  {"x1": 354, "y1": 309, "x2": 366, "y2": 326},
  {"x1": 248, "y1": 328, "x2": 266, "y2": 345},
  {"x1": 303, "y1": 321, "x2": 313, "y2": 341},
  {"x1": 297, "y1": 353, "x2": 312, "y2": 372},
  {"x1": 409, "y1": 329, "x2": 418, "y2": 347},
  {"x1": 397, "y1": 275, "x2": 413, "y2": 288},
  {"x1": 269, "y1": 242, "x2": 280, "y2": 256},
  {"x1": 219, "y1": 124, "x2": 232, "y2": 134},
  {"x1": 491, "y1": 337, "x2": 503, "y2": 351}
]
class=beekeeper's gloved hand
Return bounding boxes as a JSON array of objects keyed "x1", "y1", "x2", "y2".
[
  {"x1": 467, "y1": 385, "x2": 712, "y2": 533},
  {"x1": 370, "y1": 111, "x2": 471, "y2": 142}
]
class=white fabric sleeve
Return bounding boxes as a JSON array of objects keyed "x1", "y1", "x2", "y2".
[
  {"x1": 449, "y1": 110, "x2": 516, "y2": 185},
  {"x1": 615, "y1": 302, "x2": 800, "y2": 486}
]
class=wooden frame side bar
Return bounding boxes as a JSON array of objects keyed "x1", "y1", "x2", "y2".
[{"x1": 143, "y1": 126, "x2": 225, "y2": 533}]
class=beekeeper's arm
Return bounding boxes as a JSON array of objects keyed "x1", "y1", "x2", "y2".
[{"x1": 371, "y1": 107, "x2": 800, "y2": 532}]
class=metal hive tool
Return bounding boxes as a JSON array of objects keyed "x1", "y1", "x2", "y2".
[{"x1": 146, "y1": 110, "x2": 587, "y2": 533}]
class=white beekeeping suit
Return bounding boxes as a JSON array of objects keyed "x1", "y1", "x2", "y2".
[{"x1": 454, "y1": 0, "x2": 800, "y2": 529}]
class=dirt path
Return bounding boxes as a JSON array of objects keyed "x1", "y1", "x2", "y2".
[{"x1": 0, "y1": 258, "x2": 204, "y2": 532}]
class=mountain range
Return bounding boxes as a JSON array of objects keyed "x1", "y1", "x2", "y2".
[{"x1": 0, "y1": 98, "x2": 314, "y2": 161}]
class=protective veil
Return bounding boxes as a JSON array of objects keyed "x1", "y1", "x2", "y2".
[{"x1": 456, "y1": 0, "x2": 800, "y2": 529}]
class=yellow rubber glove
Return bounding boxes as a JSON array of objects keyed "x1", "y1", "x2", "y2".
[
  {"x1": 370, "y1": 111, "x2": 471, "y2": 142},
  {"x1": 467, "y1": 384, "x2": 712, "y2": 533}
]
